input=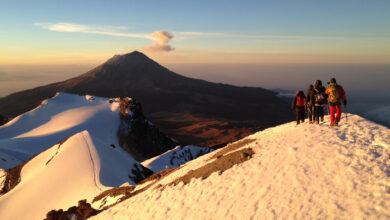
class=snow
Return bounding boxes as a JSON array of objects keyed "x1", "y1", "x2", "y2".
[
  {"x1": 277, "y1": 92, "x2": 295, "y2": 98},
  {"x1": 93, "y1": 114, "x2": 390, "y2": 220},
  {"x1": 0, "y1": 93, "x2": 147, "y2": 219},
  {"x1": 141, "y1": 145, "x2": 213, "y2": 172},
  {"x1": 92, "y1": 194, "x2": 125, "y2": 210},
  {"x1": 0, "y1": 130, "x2": 140, "y2": 220},
  {"x1": 0, "y1": 93, "x2": 121, "y2": 169},
  {"x1": 0, "y1": 169, "x2": 5, "y2": 191}
]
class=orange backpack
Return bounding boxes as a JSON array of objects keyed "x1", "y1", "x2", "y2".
[{"x1": 327, "y1": 83, "x2": 340, "y2": 104}]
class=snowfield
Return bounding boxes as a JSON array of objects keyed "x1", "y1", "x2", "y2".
[
  {"x1": 0, "y1": 93, "x2": 151, "y2": 220},
  {"x1": 141, "y1": 145, "x2": 214, "y2": 173},
  {"x1": 93, "y1": 115, "x2": 390, "y2": 220},
  {"x1": 0, "y1": 93, "x2": 122, "y2": 169},
  {"x1": 0, "y1": 131, "x2": 110, "y2": 220}
]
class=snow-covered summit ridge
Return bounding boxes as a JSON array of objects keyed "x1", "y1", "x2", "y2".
[
  {"x1": 93, "y1": 114, "x2": 390, "y2": 219},
  {"x1": 0, "y1": 92, "x2": 177, "y2": 171},
  {"x1": 0, "y1": 93, "x2": 122, "y2": 169}
]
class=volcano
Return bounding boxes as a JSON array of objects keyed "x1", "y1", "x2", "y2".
[{"x1": 0, "y1": 51, "x2": 291, "y2": 146}]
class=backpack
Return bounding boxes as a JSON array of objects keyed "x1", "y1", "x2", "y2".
[
  {"x1": 296, "y1": 95, "x2": 305, "y2": 107},
  {"x1": 327, "y1": 83, "x2": 340, "y2": 104},
  {"x1": 314, "y1": 88, "x2": 326, "y2": 105}
]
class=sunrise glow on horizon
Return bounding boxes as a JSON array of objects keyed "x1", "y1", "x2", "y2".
[{"x1": 1, "y1": 0, "x2": 390, "y2": 66}]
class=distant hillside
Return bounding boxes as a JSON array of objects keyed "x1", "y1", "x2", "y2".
[{"x1": 0, "y1": 51, "x2": 292, "y2": 146}]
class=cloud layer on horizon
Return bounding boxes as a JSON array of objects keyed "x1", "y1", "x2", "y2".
[{"x1": 34, "y1": 22, "x2": 349, "y2": 54}]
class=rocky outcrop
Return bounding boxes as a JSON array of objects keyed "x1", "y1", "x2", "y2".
[
  {"x1": 117, "y1": 97, "x2": 178, "y2": 161},
  {"x1": 128, "y1": 163, "x2": 153, "y2": 184},
  {"x1": 166, "y1": 146, "x2": 212, "y2": 167},
  {"x1": 0, "y1": 163, "x2": 24, "y2": 194},
  {"x1": 45, "y1": 200, "x2": 99, "y2": 220},
  {"x1": 0, "y1": 114, "x2": 7, "y2": 126}
]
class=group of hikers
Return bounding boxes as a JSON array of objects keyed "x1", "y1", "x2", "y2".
[{"x1": 292, "y1": 77, "x2": 347, "y2": 126}]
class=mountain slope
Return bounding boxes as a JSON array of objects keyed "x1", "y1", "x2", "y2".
[
  {"x1": 0, "y1": 93, "x2": 214, "y2": 220},
  {"x1": 91, "y1": 115, "x2": 390, "y2": 219},
  {"x1": 0, "y1": 51, "x2": 291, "y2": 146},
  {"x1": 0, "y1": 93, "x2": 176, "y2": 169},
  {"x1": 0, "y1": 130, "x2": 148, "y2": 220}
]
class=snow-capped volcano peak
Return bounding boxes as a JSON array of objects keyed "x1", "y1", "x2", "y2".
[{"x1": 91, "y1": 114, "x2": 390, "y2": 219}]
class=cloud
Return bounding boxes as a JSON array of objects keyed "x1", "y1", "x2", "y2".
[
  {"x1": 143, "y1": 31, "x2": 174, "y2": 53},
  {"x1": 34, "y1": 22, "x2": 175, "y2": 53},
  {"x1": 34, "y1": 22, "x2": 150, "y2": 39},
  {"x1": 173, "y1": 32, "x2": 336, "y2": 40},
  {"x1": 34, "y1": 22, "x2": 339, "y2": 54},
  {"x1": 35, "y1": 22, "x2": 332, "y2": 42}
]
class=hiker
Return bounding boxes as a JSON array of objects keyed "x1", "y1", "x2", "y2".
[
  {"x1": 325, "y1": 78, "x2": 347, "y2": 126},
  {"x1": 313, "y1": 80, "x2": 327, "y2": 124},
  {"x1": 292, "y1": 90, "x2": 306, "y2": 125},
  {"x1": 306, "y1": 85, "x2": 314, "y2": 123}
]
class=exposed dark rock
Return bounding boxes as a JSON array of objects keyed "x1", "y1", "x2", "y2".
[
  {"x1": 138, "y1": 166, "x2": 182, "y2": 185},
  {"x1": 117, "y1": 97, "x2": 178, "y2": 160},
  {"x1": 167, "y1": 146, "x2": 213, "y2": 167},
  {"x1": 0, "y1": 162, "x2": 24, "y2": 194},
  {"x1": 128, "y1": 163, "x2": 153, "y2": 184},
  {"x1": 0, "y1": 114, "x2": 7, "y2": 126},
  {"x1": 92, "y1": 186, "x2": 135, "y2": 203},
  {"x1": 45, "y1": 200, "x2": 99, "y2": 220},
  {"x1": 210, "y1": 138, "x2": 256, "y2": 160},
  {"x1": 168, "y1": 148, "x2": 255, "y2": 186}
]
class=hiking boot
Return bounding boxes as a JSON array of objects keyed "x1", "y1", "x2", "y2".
[
  {"x1": 320, "y1": 116, "x2": 324, "y2": 122},
  {"x1": 316, "y1": 120, "x2": 319, "y2": 124}
]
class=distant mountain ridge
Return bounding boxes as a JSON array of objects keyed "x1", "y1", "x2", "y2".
[{"x1": 0, "y1": 51, "x2": 291, "y2": 146}]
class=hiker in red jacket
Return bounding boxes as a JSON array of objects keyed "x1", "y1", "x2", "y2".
[
  {"x1": 292, "y1": 90, "x2": 306, "y2": 125},
  {"x1": 325, "y1": 78, "x2": 347, "y2": 126}
]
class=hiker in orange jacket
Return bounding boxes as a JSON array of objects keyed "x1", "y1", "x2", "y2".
[{"x1": 325, "y1": 78, "x2": 347, "y2": 126}]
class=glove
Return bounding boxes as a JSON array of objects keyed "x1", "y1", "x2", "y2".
[{"x1": 344, "y1": 100, "x2": 347, "y2": 106}]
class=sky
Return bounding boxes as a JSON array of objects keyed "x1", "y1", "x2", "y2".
[{"x1": 0, "y1": 0, "x2": 390, "y2": 98}]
